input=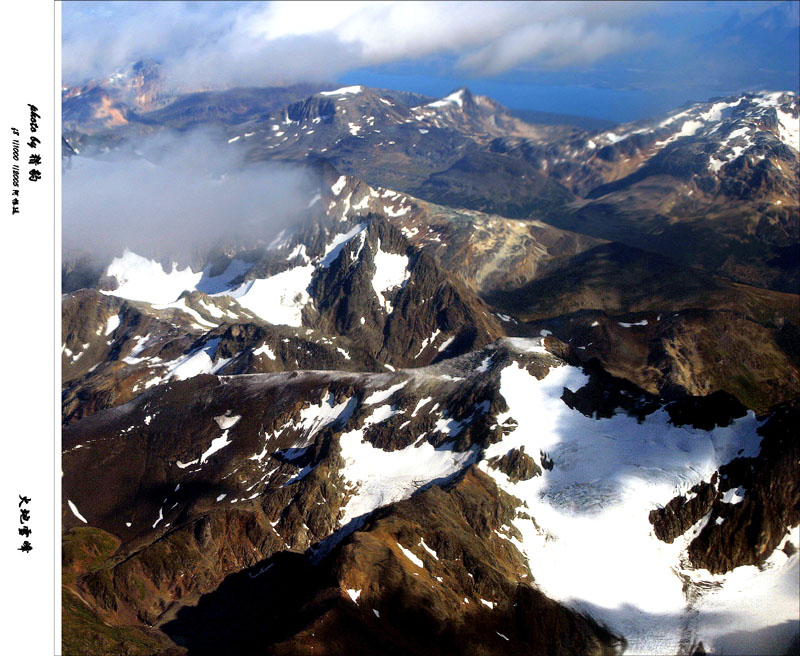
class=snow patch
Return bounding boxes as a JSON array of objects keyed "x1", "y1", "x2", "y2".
[
  {"x1": 296, "y1": 392, "x2": 357, "y2": 446},
  {"x1": 383, "y1": 204, "x2": 410, "y2": 218},
  {"x1": 162, "y1": 338, "x2": 226, "y2": 381},
  {"x1": 364, "y1": 380, "x2": 408, "y2": 406},
  {"x1": 371, "y1": 241, "x2": 410, "y2": 314},
  {"x1": 721, "y1": 486, "x2": 746, "y2": 505},
  {"x1": 103, "y1": 250, "x2": 202, "y2": 305},
  {"x1": 419, "y1": 538, "x2": 438, "y2": 560},
  {"x1": 253, "y1": 343, "x2": 277, "y2": 360},
  {"x1": 214, "y1": 414, "x2": 241, "y2": 430},
  {"x1": 226, "y1": 265, "x2": 314, "y2": 327},
  {"x1": 200, "y1": 431, "x2": 232, "y2": 464},
  {"x1": 415, "y1": 330, "x2": 441, "y2": 358},
  {"x1": 427, "y1": 90, "x2": 465, "y2": 109},
  {"x1": 776, "y1": 107, "x2": 799, "y2": 151},
  {"x1": 411, "y1": 397, "x2": 432, "y2": 417},
  {"x1": 320, "y1": 85, "x2": 363, "y2": 96},
  {"x1": 331, "y1": 175, "x2": 347, "y2": 196},
  {"x1": 67, "y1": 500, "x2": 88, "y2": 523},
  {"x1": 352, "y1": 195, "x2": 370, "y2": 211},
  {"x1": 504, "y1": 337, "x2": 547, "y2": 354},
  {"x1": 397, "y1": 542, "x2": 424, "y2": 568},
  {"x1": 338, "y1": 430, "x2": 478, "y2": 525},
  {"x1": 104, "y1": 315, "x2": 120, "y2": 335},
  {"x1": 321, "y1": 223, "x2": 367, "y2": 267},
  {"x1": 437, "y1": 336, "x2": 455, "y2": 353}
]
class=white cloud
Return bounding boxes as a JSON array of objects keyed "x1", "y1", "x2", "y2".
[
  {"x1": 62, "y1": 128, "x2": 317, "y2": 263},
  {"x1": 458, "y1": 19, "x2": 644, "y2": 74},
  {"x1": 63, "y1": 1, "x2": 653, "y2": 87}
]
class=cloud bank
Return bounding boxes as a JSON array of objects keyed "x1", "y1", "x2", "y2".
[
  {"x1": 62, "y1": 129, "x2": 318, "y2": 265},
  {"x1": 62, "y1": 1, "x2": 651, "y2": 88}
]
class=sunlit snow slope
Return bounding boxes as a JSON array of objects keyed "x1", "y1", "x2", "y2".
[{"x1": 477, "y1": 350, "x2": 798, "y2": 655}]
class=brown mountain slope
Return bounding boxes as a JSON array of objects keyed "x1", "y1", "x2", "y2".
[
  {"x1": 484, "y1": 241, "x2": 800, "y2": 325},
  {"x1": 160, "y1": 468, "x2": 622, "y2": 656}
]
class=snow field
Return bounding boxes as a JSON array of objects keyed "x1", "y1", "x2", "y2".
[
  {"x1": 338, "y1": 415, "x2": 479, "y2": 525},
  {"x1": 371, "y1": 240, "x2": 410, "y2": 314},
  {"x1": 479, "y1": 359, "x2": 792, "y2": 654}
]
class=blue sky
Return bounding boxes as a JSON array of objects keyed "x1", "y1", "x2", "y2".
[{"x1": 63, "y1": 1, "x2": 799, "y2": 122}]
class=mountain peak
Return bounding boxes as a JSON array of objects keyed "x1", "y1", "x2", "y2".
[
  {"x1": 317, "y1": 84, "x2": 365, "y2": 97},
  {"x1": 424, "y1": 88, "x2": 473, "y2": 110}
]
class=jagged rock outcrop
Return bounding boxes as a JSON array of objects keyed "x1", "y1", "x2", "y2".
[
  {"x1": 650, "y1": 400, "x2": 800, "y2": 574},
  {"x1": 487, "y1": 447, "x2": 542, "y2": 482}
]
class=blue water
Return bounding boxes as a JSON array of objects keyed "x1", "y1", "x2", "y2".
[{"x1": 336, "y1": 69, "x2": 720, "y2": 124}]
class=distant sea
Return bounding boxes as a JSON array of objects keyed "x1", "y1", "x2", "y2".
[{"x1": 337, "y1": 69, "x2": 741, "y2": 126}]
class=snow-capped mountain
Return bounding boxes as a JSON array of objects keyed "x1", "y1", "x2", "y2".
[
  {"x1": 493, "y1": 90, "x2": 798, "y2": 197},
  {"x1": 63, "y1": 80, "x2": 799, "y2": 291},
  {"x1": 61, "y1": 78, "x2": 799, "y2": 655},
  {"x1": 63, "y1": 336, "x2": 799, "y2": 654},
  {"x1": 486, "y1": 91, "x2": 800, "y2": 291}
]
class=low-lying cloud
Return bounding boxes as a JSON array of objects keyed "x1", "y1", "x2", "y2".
[
  {"x1": 62, "y1": 1, "x2": 652, "y2": 88},
  {"x1": 62, "y1": 128, "x2": 319, "y2": 266}
]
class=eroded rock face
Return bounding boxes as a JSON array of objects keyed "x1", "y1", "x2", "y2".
[
  {"x1": 487, "y1": 447, "x2": 542, "y2": 482},
  {"x1": 687, "y1": 400, "x2": 800, "y2": 573},
  {"x1": 520, "y1": 307, "x2": 800, "y2": 414},
  {"x1": 650, "y1": 400, "x2": 800, "y2": 574},
  {"x1": 559, "y1": 357, "x2": 662, "y2": 421},
  {"x1": 309, "y1": 214, "x2": 503, "y2": 367},
  {"x1": 666, "y1": 391, "x2": 748, "y2": 431},
  {"x1": 649, "y1": 479, "x2": 719, "y2": 544}
]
